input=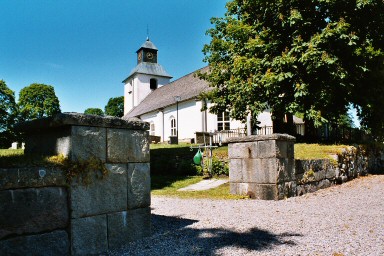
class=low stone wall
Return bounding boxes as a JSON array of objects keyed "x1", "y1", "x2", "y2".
[
  {"x1": 366, "y1": 145, "x2": 384, "y2": 174},
  {"x1": 294, "y1": 146, "x2": 368, "y2": 196},
  {"x1": 1, "y1": 113, "x2": 151, "y2": 255},
  {"x1": 228, "y1": 135, "x2": 373, "y2": 200}
]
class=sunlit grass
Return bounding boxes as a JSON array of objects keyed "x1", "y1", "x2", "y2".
[
  {"x1": 0, "y1": 149, "x2": 64, "y2": 168},
  {"x1": 0, "y1": 149, "x2": 24, "y2": 157},
  {"x1": 151, "y1": 175, "x2": 247, "y2": 199},
  {"x1": 150, "y1": 142, "x2": 196, "y2": 149},
  {"x1": 294, "y1": 143, "x2": 348, "y2": 160},
  {"x1": 0, "y1": 149, "x2": 28, "y2": 167}
]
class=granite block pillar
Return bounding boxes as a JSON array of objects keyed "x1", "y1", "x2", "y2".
[
  {"x1": 13, "y1": 113, "x2": 152, "y2": 255},
  {"x1": 228, "y1": 134, "x2": 296, "y2": 200}
]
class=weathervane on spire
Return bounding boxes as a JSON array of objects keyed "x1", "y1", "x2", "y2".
[{"x1": 146, "y1": 24, "x2": 149, "y2": 41}]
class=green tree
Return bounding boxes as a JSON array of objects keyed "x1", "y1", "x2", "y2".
[
  {"x1": 84, "y1": 108, "x2": 104, "y2": 116},
  {"x1": 104, "y1": 96, "x2": 124, "y2": 117},
  {"x1": 18, "y1": 83, "x2": 61, "y2": 120},
  {"x1": 0, "y1": 80, "x2": 19, "y2": 148},
  {"x1": 201, "y1": 0, "x2": 384, "y2": 138}
]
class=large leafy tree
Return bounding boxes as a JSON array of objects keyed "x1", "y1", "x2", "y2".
[
  {"x1": 201, "y1": 0, "x2": 384, "y2": 138},
  {"x1": 0, "y1": 80, "x2": 19, "y2": 147},
  {"x1": 84, "y1": 108, "x2": 104, "y2": 116},
  {"x1": 18, "y1": 83, "x2": 61, "y2": 120},
  {"x1": 104, "y1": 96, "x2": 124, "y2": 117}
]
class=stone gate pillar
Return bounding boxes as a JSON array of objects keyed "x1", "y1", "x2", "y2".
[
  {"x1": 15, "y1": 113, "x2": 151, "y2": 255},
  {"x1": 227, "y1": 134, "x2": 296, "y2": 200}
]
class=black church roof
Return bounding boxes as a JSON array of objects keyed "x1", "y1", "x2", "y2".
[
  {"x1": 123, "y1": 66, "x2": 210, "y2": 119},
  {"x1": 123, "y1": 62, "x2": 172, "y2": 82},
  {"x1": 137, "y1": 38, "x2": 158, "y2": 52}
]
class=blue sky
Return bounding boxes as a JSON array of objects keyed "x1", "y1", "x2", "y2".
[{"x1": 0, "y1": 0, "x2": 227, "y2": 113}]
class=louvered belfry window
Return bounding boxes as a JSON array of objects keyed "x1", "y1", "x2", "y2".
[{"x1": 150, "y1": 78, "x2": 157, "y2": 90}]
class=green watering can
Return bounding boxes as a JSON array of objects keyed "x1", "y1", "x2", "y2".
[{"x1": 193, "y1": 149, "x2": 203, "y2": 165}]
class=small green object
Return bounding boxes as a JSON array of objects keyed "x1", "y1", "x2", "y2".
[{"x1": 193, "y1": 149, "x2": 203, "y2": 165}]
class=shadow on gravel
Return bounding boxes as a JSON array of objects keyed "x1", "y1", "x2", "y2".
[{"x1": 112, "y1": 214, "x2": 302, "y2": 255}]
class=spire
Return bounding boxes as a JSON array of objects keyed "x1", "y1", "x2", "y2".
[
  {"x1": 146, "y1": 24, "x2": 149, "y2": 40},
  {"x1": 137, "y1": 38, "x2": 158, "y2": 52}
]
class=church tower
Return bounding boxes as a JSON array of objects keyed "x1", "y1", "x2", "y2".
[{"x1": 123, "y1": 38, "x2": 172, "y2": 115}]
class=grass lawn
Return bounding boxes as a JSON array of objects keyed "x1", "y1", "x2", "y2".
[
  {"x1": 150, "y1": 142, "x2": 196, "y2": 149},
  {"x1": 0, "y1": 148, "x2": 24, "y2": 157},
  {"x1": 0, "y1": 149, "x2": 29, "y2": 167},
  {"x1": 0, "y1": 149, "x2": 67, "y2": 168},
  {"x1": 151, "y1": 175, "x2": 247, "y2": 199}
]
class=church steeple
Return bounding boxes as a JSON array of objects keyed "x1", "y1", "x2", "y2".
[
  {"x1": 136, "y1": 38, "x2": 158, "y2": 64},
  {"x1": 123, "y1": 38, "x2": 172, "y2": 115}
]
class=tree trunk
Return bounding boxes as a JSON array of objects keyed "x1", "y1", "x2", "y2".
[
  {"x1": 286, "y1": 113, "x2": 296, "y2": 136},
  {"x1": 304, "y1": 118, "x2": 316, "y2": 142},
  {"x1": 272, "y1": 110, "x2": 285, "y2": 134}
]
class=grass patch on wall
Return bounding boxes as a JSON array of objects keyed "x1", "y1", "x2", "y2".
[{"x1": 294, "y1": 143, "x2": 348, "y2": 160}]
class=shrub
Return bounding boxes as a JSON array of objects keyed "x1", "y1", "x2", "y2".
[
  {"x1": 211, "y1": 157, "x2": 229, "y2": 176},
  {"x1": 196, "y1": 156, "x2": 229, "y2": 176}
]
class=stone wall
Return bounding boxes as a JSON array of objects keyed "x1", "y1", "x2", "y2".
[
  {"x1": 0, "y1": 167, "x2": 69, "y2": 255},
  {"x1": 294, "y1": 146, "x2": 368, "y2": 196},
  {"x1": 1, "y1": 113, "x2": 151, "y2": 255},
  {"x1": 228, "y1": 135, "x2": 372, "y2": 200}
]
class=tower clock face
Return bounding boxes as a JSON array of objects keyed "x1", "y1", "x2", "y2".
[
  {"x1": 146, "y1": 52, "x2": 154, "y2": 59},
  {"x1": 138, "y1": 51, "x2": 142, "y2": 61}
]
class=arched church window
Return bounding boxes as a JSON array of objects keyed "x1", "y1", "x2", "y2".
[
  {"x1": 150, "y1": 122, "x2": 155, "y2": 135},
  {"x1": 150, "y1": 78, "x2": 158, "y2": 90},
  {"x1": 170, "y1": 117, "x2": 177, "y2": 136}
]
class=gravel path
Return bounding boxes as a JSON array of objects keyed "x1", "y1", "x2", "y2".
[{"x1": 112, "y1": 175, "x2": 384, "y2": 256}]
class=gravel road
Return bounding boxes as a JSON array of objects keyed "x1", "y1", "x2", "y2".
[{"x1": 112, "y1": 175, "x2": 384, "y2": 256}]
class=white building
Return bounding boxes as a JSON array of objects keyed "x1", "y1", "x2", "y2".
[{"x1": 122, "y1": 38, "x2": 301, "y2": 143}]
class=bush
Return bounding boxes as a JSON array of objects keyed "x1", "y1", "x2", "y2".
[
  {"x1": 211, "y1": 157, "x2": 229, "y2": 176},
  {"x1": 151, "y1": 146, "x2": 201, "y2": 175},
  {"x1": 196, "y1": 156, "x2": 229, "y2": 176},
  {"x1": 150, "y1": 145, "x2": 230, "y2": 177}
]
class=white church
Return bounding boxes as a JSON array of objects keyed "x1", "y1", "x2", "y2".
[{"x1": 122, "y1": 38, "x2": 303, "y2": 143}]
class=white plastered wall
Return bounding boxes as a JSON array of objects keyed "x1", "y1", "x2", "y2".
[
  {"x1": 139, "y1": 100, "x2": 273, "y2": 141},
  {"x1": 256, "y1": 109, "x2": 273, "y2": 127},
  {"x1": 124, "y1": 74, "x2": 171, "y2": 115}
]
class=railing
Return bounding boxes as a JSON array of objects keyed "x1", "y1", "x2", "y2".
[
  {"x1": 309, "y1": 124, "x2": 368, "y2": 143},
  {"x1": 211, "y1": 124, "x2": 304, "y2": 144},
  {"x1": 212, "y1": 128, "x2": 247, "y2": 144},
  {"x1": 254, "y1": 126, "x2": 274, "y2": 135},
  {"x1": 295, "y1": 124, "x2": 305, "y2": 136},
  {"x1": 211, "y1": 123, "x2": 368, "y2": 144}
]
